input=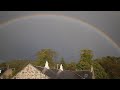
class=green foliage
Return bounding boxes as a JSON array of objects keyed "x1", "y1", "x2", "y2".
[
  {"x1": 92, "y1": 62, "x2": 109, "y2": 79},
  {"x1": 66, "y1": 62, "x2": 76, "y2": 71},
  {"x1": 0, "y1": 62, "x2": 7, "y2": 67},
  {"x1": 0, "y1": 48, "x2": 119, "y2": 79},
  {"x1": 96, "y1": 56, "x2": 120, "y2": 79},
  {"x1": 76, "y1": 49, "x2": 108, "y2": 79},
  {"x1": 80, "y1": 49, "x2": 93, "y2": 64},
  {"x1": 77, "y1": 60, "x2": 91, "y2": 70},
  {"x1": 77, "y1": 49, "x2": 93, "y2": 70},
  {"x1": 36, "y1": 49, "x2": 57, "y2": 68}
]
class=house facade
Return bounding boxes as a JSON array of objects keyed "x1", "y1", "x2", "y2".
[{"x1": 12, "y1": 64, "x2": 49, "y2": 79}]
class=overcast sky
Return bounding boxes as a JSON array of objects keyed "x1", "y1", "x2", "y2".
[{"x1": 0, "y1": 11, "x2": 120, "y2": 62}]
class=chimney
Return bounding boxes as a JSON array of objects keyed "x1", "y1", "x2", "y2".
[
  {"x1": 57, "y1": 64, "x2": 63, "y2": 75},
  {"x1": 59, "y1": 64, "x2": 63, "y2": 71},
  {"x1": 57, "y1": 64, "x2": 59, "y2": 70},
  {"x1": 44, "y1": 61, "x2": 50, "y2": 69},
  {"x1": 42, "y1": 61, "x2": 50, "y2": 73},
  {"x1": 91, "y1": 65, "x2": 93, "y2": 72},
  {"x1": 91, "y1": 65, "x2": 95, "y2": 79}
]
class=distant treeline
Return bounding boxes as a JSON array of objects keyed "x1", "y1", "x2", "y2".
[{"x1": 0, "y1": 49, "x2": 120, "y2": 79}]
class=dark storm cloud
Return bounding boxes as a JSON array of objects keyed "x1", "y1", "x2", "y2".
[
  {"x1": 0, "y1": 11, "x2": 120, "y2": 46},
  {"x1": 0, "y1": 11, "x2": 120, "y2": 62}
]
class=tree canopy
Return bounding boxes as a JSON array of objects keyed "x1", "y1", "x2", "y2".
[
  {"x1": 76, "y1": 49, "x2": 108, "y2": 79},
  {"x1": 35, "y1": 49, "x2": 57, "y2": 68},
  {"x1": 0, "y1": 48, "x2": 119, "y2": 79},
  {"x1": 95, "y1": 56, "x2": 120, "y2": 79}
]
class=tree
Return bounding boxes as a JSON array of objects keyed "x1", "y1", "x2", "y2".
[
  {"x1": 36, "y1": 49, "x2": 57, "y2": 68},
  {"x1": 76, "y1": 60, "x2": 90, "y2": 70},
  {"x1": 80, "y1": 49, "x2": 93, "y2": 64},
  {"x1": 0, "y1": 62, "x2": 7, "y2": 68},
  {"x1": 66, "y1": 62, "x2": 76, "y2": 71},
  {"x1": 76, "y1": 49, "x2": 108, "y2": 79},
  {"x1": 92, "y1": 62, "x2": 109, "y2": 79},
  {"x1": 77, "y1": 49, "x2": 93, "y2": 70},
  {"x1": 96, "y1": 56, "x2": 120, "y2": 79}
]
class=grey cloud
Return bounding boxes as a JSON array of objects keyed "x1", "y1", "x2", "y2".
[{"x1": 0, "y1": 11, "x2": 120, "y2": 62}]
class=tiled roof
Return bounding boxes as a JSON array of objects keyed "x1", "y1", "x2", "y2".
[
  {"x1": 56, "y1": 70, "x2": 80, "y2": 79},
  {"x1": 12, "y1": 64, "x2": 93, "y2": 79},
  {"x1": 35, "y1": 66, "x2": 92, "y2": 79},
  {"x1": 35, "y1": 66, "x2": 57, "y2": 79},
  {"x1": 74, "y1": 70, "x2": 93, "y2": 79}
]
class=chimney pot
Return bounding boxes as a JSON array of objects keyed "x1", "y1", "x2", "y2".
[
  {"x1": 59, "y1": 64, "x2": 63, "y2": 71},
  {"x1": 44, "y1": 61, "x2": 50, "y2": 69}
]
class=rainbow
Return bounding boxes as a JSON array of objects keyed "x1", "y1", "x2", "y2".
[{"x1": 0, "y1": 13, "x2": 120, "y2": 51}]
